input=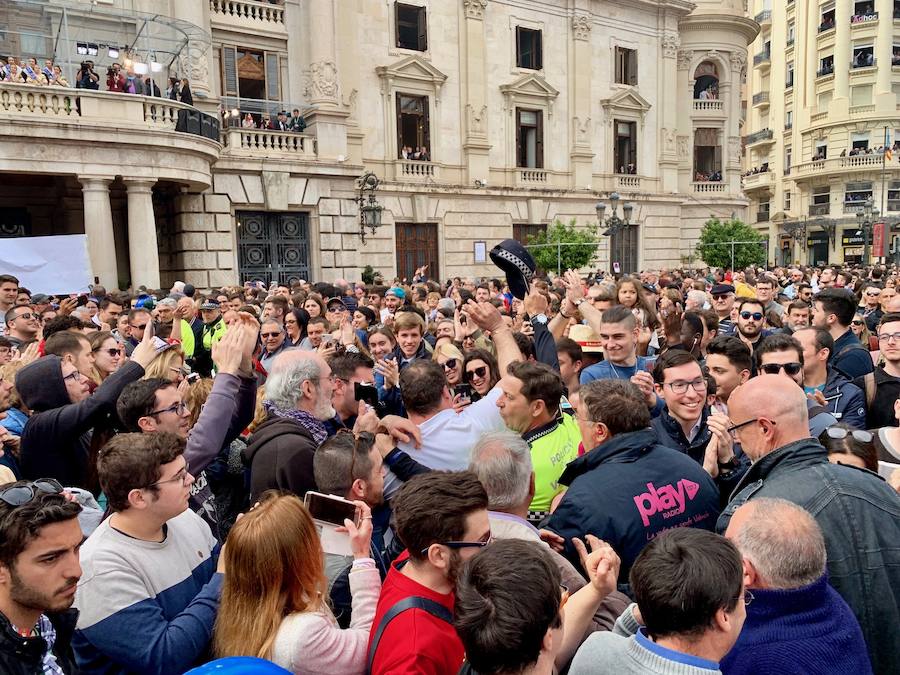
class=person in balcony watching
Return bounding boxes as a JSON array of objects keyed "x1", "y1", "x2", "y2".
[
  {"x1": 274, "y1": 110, "x2": 290, "y2": 131},
  {"x1": 289, "y1": 107, "x2": 306, "y2": 132},
  {"x1": 123, "y1": 68, "x2": 144, "y2": 95},
  {"x1": 419, "y1": 146, "x2": 431, "y2": 162},
  {"x1": 261, "y1": 113, "x2": 275, "y2": 130},
  {"x1": 107, "y1": 63, "x2": 125, "y2": 92},
  {"x1": 166, "y1": 76, "x2": 179, "y2": 100},
  {"x1": 179, "y1": 78, "x2": 193, "y2": 105},
  {"x1": 49, "y1": 65, "x2": 70, "y2": 87},
  {"x1": 242, "y1": 113, "x2": 256, "y2": 129},
  {"x1": 75, "y1": 61, "x2": 99, "y2": 90},
  {"x1": 144, "y1": 76, "x2": 160, "y2": 96},
  {"x1": 0, "y1": 56, "x2": 14, "y2": 81}
]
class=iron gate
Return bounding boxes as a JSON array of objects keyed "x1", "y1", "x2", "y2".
[
  {"x1": 237, "y1": 211, "x2": 310, "y2": 285},
  {"x1": 609, "y1": 224, "x2": 638, "y2": 275}
]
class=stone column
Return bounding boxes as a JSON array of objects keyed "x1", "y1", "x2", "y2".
[
  {"x1": 462, "y1": 0, "x2": 491, "y2": 183},
  {"x1": 833, "y1": 0, "x2": 851, "y2": 105},
  {"x1": 727, "y1": 51, "x2": 747, "y2": 194},
  {"x1": 570, "y1": 12, "x2": 594, "y2": 189},
  {"x1": 124, "y1": 179, "x2": 160, "y2": 289},
  {"x1": 170, "y1": 2, "x2": 213, "y2": 99},
  {"x1": 656, "y1": 30, "x2": 680, "y2": 193},
  {"x1": 79, "y1": 177, "x2": 118, "y2": 289},
  {"x1": 306, "y1": 0, "x2": 340, "y2": 109}
]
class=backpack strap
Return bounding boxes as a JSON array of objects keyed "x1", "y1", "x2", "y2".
[
  {"x1": 863, "y1": 372, "x2": 876, "y2": 408},
  {"x1": 367, "y1": 596, "x2": 452, "y2": 674}
]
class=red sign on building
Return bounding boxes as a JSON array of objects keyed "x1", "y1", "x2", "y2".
[{"x1": 873, "y1": 222, "x2": 886, "y2": 258}]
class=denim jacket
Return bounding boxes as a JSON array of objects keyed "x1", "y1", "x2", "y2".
[{"x1": 716, "y1": 438, "x2": 900, "y2": 675}]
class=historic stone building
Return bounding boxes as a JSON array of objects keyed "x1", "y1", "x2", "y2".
[
  {"x1": 742, "y1": 0, "x2": 900, "y2": 266},
  {"x1": 0, "y1": 0, "x2": 757, "y2": 289}
]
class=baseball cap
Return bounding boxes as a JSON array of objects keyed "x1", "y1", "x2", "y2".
[{"x1": 385, "y1": 287, "x2": 406, "y2": 300}]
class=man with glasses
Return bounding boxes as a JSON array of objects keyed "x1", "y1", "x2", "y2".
[
  {"x1": 861, "y1": 284, "x2": 884, "y2": 332},
  {"x1": 0, "y1": 479, "x2": 83, "y2": 674},
  {"x1": 327, "y1": 352, "x2": 375, "y2": 433},
  {"x1": 716, "y1": 375, "x2": 900, "y2": 674},
  {"x1": 797, "y1": 282, "x2": 814, "y2": 304},
  {"x1": 545, "y1": 379, "x2": 719, "y2": 580},
  {"x1": 855, "y1": 313, "x2": 900, "y2": 428},
  {"x1": 116, "y1": 322, "x2": 258, "y2": 539},
  {"x1": 754, "y1": 333, "x2": 838, "y2": 437},
  {"x1": 711, "y1": 283, "x2": 737, "y2": 334},
  {"x1": 3, "y1": 305, "x2": 40, "y2": 348},
  {"x1": 721, "y1": 498, "x2": 871, "y2": 675},
  {"x1": 122, "y1": 307, "x2": 152, "y2": 357},
  {"x1": 73, "y1": 432, "x2": 224, "y2": 674},
  {"x1": 734, "y1": 298, "x2": 771, "y2": 355},
  {"x1": 569, "y1": 528, "x2": 746, "y2": 675},
  {"x1": 367, "y1": 471, "x2": 489, "y2": 675},
  {"x1": 755, "y1": 275, "x2": 784, "y2": 318},
  {"x1": 15, "y1": 324, "x2": 162, "y2": 489},
  {"x1": 794, "y1": 328, "x2": 866, "y2": 429},
  {"x1": 258, "y1": 318, "x2": 293, "y2": 374},
  {"x1": 651, "y1": 350, "x2": 749, "y2": 495}
]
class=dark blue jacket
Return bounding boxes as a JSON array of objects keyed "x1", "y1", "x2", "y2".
[
  {"x1": 830, "y1": 329, "x2": 874, "y2": 379},
  {"x1": 721, "y1": 575, "x2": 872, "y2": 675},
  {"x1": 717, "y1": 439, "x2": 900, "y2": 675},
  {"x1": 818, "y1": 367, "x2": 866, "y2": 429},
  {"x1": 546, "y1": 428, "x2": 720, "y2": 581},
  {"x1": 651, "y1": 407, "x2": 749, "y2": 502}
]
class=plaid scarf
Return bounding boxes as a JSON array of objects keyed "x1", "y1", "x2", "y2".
[{"x1": 264, "y1": 401, "x2": 328, "y2": 445}]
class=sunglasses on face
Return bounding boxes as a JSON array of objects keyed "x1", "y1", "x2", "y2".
[
  {"x1": 0, "y1": 478, "x2": 64, "y2": 506},
  {"x1": 851, "y1": 320, "x2": 864, "y2": 326},
  {"x1": 94, "y1": 347, "x2": 122, "y2": 356},
  {"x1": 14, "y1": 312, "x2": 36, "y2": 320},
  {"x1": 740, "y1": 311, "x2": 763, "y2": 321},
  {"x1": 760, "y1": 362, "x2": 802, "y2": 376},
  {"x1": 420, "y1": 532, "x2": 492, "y2": 555},
  {"x1": 260, "y1": 332, "x2": 282, "y2": 339},
  {"x1": 442, "y1": 358, "x2": 459, "y2": 371},
  {"x1": 466, "y1": 366, "x2": 488, "y2": 381}
]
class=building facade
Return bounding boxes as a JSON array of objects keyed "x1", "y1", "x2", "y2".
[
  {"x1": 0, "y1": 0, "x2": 757, "y2": 290},
  {"x1": 743, "y1": 0, "x2": 900, "y2": 267}
]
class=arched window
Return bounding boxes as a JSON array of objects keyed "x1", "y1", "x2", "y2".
[{"x1": 693, "y1": 62, "x2": 719, "y2": 100}]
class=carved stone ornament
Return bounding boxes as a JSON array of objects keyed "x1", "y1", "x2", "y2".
[
  {"x1": 573, "y1": 116, "x2": 592, "y2": 144},
  {"x1": 463, "y1": 0, "x2": 488, "y2": 20},
  {"x1": 467, "y1": 103, "x2": 488, "y2": 135},
  {"x1": 662, "y1": 33, "x2": 680, "y2": 59},
  {"x1": 662, "y1": 128, "x2": 677, "y2": 154},
  {"x1": 729, "y1": 50, "x2": 747, "y2": 72},
  {"x1": 677, "y1": 135, "x2": 690, "y2": 158},
  {"x1": 305, "y1": 60, "x2": 339, "y2": 101},
  {"x1": 677, "y1": 50, "x2": 693, "y2": 71},
  {"x1": 728, "y1": 136, "x2": 741, "y2": 163},
  {"x1": 572, "y1": 15, "x2": 592, "y2": 41}
]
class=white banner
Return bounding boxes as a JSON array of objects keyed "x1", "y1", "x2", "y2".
[{"x1": 0, "y1": 234, "x2": 93, "y2": 294}]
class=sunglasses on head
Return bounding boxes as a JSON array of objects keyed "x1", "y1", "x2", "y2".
[
  {"x1": 740, "y1": 311, "x2": 763, "y2": 321},
  {"x1": 760, "y1": 362, "x2": 802, "y2": 376},
  {"x1": 442, "y1": 358, "x2": 459, "y2": 371},
  {"x1": 0, "y1": 478, "x2": 63, "y2": 507},
  {"x1": 825, "y1": 426, "x2": 873, "y2": 443},
  {"x1": 466, "y1": 366, "x2": 488, "y2": 381}
]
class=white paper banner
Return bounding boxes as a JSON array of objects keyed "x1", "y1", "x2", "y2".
[{"x1": 0, "y1": 234, "x2": 93, "y2": 294}]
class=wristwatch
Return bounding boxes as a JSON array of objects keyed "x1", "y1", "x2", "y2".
[
  {"x1": 718, "y1": 455, "x2": 740, "y2": 472},
  {"x1": 531, "y1": 314, "x2": 548, "y2": 325},
  {"x1": 572, "y1": 297, "x2": 585, "y2": 307}
]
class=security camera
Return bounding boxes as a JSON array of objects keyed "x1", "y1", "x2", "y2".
[{"x1": 474, "y1": 179, "x2": 488, "y2": 188}]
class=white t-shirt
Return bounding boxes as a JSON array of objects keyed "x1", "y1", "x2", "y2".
[{"x1": 383, "y1": 387, "x2": 505, "y2": 499}]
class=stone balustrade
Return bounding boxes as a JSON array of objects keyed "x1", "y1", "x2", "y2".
[
  {"x1": 210, "y1": 0, "x2": 285, "y2": 25},
  {"x1": 693, "y1": 182, "x2": 726, "y2": 193},
  {"x1": 222, "y1": 127, "x2": 317, "y2": 159},
  {"x1": 518, "y1": 169, "x2": 548, "y2": 184},
  {"x1": 616, "y1": 175, "x2": 641, "y2": 190},
  {"x1": 396, "y1": 159, "x2": 437, "y2": 180},
  {"x1": 693, "y1": 99, "x2": 724, "y2": 112}
]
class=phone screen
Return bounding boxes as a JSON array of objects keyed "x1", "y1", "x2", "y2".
[
  {"x1": 305, "y1": 492, "x2": 357, "y2": 526},
  {"x1": 453, "y1": 384, "x2": 473, "y2": 404},
  {"x1": 355, "y1": 382, "x2": 379, "y2": 407}
]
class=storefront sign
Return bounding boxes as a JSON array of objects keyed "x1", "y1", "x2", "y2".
[
  {"x1": 842, "y1": 230, "x2": 865, "y2": 246},
  {"x1": 807, "y1": 230, "x2": 829, "y2": 247}
]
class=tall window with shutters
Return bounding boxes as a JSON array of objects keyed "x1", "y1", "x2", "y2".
[
  {"x1": 516, "y1": 108, "x2": 543, "y2": 168},
  {"x1": 614, "y1": 120, "x2": 637, "y2": 174},
  {"x1": 396, "y1": 93, "x2": 430, "y2": 157},
  {"x1": 395, "y1": 3, "x2": 427, "y2": 51},
  {"x1": 615, "y1": 47, "x2": 638, "y2": 86},
  {"x1": 221, "y1": 46, "x2": 281, "y2": 103}
]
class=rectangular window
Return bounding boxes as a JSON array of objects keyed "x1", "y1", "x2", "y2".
[
  {"x1": 851, "y1": 132, "x2": 870, "y2": 150},
  {"x1": 851, "y1": 85, "x2": 873, "y2": 106},
  {"x1": 893, "y1": 45, "x2": 900, "y2": 66},
  {"x1": 784, "y1": 190, "x2": 792, "y2": 210},
  {"x1": 395, "y1": 223, "x2": 439, "y2": 282},
  {"x1": 785, "y1": 147, "x2": 792, "y2": 174},
  {"x1": 853, "y1": 45, "x2": 875, "y2": 68},
  {"x1": 758, "y1": 200, "x2": 770, "y2": 223},
  {"x1": 396, "y1": 3, "x2": 427, "y2": 51},
  {"x1": 693, "y1": 128, "x2": 722, "y2": 180},
  {"x1": 516, "y1": 27, "x2": 543, "y2": 70},
  {"x1": 220, "y1": 46, "x2": 283, "y2": 120},
  {"x1": 819, "y1": 55, "x2": 834, "y2": 76},
  {"x1": 513, "y1": 223, "x2": 547, "y2": 244},
  {"x1": 845, "y1": 183, "x2": 873, "y2": 213},
  {"x1": 785, "y1": 110, "x2": 793, "y2": 129},
  {"x1": 812, "y1": 185, "x2": 830, "y2": 205},
  {"x1": 853, "y1": 0, "x2": 877, "y2": 18},
  {"x1": 815, "y1": 140, "x2": 828, "y2": 160},
  {"x1": 614, "y1": 120, "x2": 638, "y2": 174},
  {"x1": 820, "y1": 6, "x2": 836, "y2": 31},
  {"x1": 787, "y1": 23, "x2": 795, "y2": 45},
  {"x1": 615, "y1": 47, "x2": 638, "y2": 85},
  {"x1": 516, "y1": 108, "x2": 543, "y2": 168},
  {"x1": 887, "y1": 181, "x2": 900, "y2": 211},
  {"x1": 786, "y1": 63, "x2": 794, "y2": 88},
  {"x1": 396, "y1": 93, "x2": 430, "y2": 158},
  {"x1": 818, "y1": 90, "x2": 833, "y2": 110}
]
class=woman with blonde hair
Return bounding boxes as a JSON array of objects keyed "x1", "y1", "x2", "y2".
[
  {"x1": 89, "y1": 331, "x2": 122, "y2": 384},
  {"x1": 213, "y1": 492, "x2": 378, "y2": 674},
  {"x1": 142, "y1": 345, "x2": 187, "y2": 383},
  {"x1": 432, "y1": 341, "x2": 464, "y2": 386}
]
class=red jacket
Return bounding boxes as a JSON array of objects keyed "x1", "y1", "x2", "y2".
[{"x1": 366, "y1": 552, "x2": 464, "y2": 675}]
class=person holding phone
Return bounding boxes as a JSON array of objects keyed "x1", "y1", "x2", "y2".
[{"x1": 213, "y1": 492, "x2": 378, "y2": 674}]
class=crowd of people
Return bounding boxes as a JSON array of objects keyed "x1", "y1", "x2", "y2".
[
  {"x1": 399, "y1": 146, "x2": 431, "y2": 161},
  {"x1": 231, "y1": 108, "x2": 307, "y2": 133},
  {"x1": 0, "y1": 258, "x2": 899, "y2": 675},
  {"x1": 0, "y1": 57, "x2": 68, "y2": 87}
]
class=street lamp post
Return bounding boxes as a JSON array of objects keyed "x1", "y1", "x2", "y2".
[
  {"x1": 595, "y1": 192, "x2": 635, "y2": 275},
  {"x1": 355, "y1": 172, "x2": 383, "y2": 245},
  {"x1": 855, "y1": 198, "x2": 878, "y2": 266}
]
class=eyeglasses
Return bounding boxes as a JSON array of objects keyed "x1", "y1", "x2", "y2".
[
  {"x1": 420, "y1": 532, "x2": 492, "y2": 555},
  {"x1": 94, "y1": 347, "x2": 121, "y2": 357},
  {"x1": 0, "y1": 478, "x2": 63, "y2": 506},
  {"x1": 442, "y1": 358, "x2": 459, "y2": 371},
  {"x1": 147, "y1": 401, "x2": 188, "y2": 417},
  {"x1": 63, "y1": 370, "x2": 82, "y2": 384},
  {"x1": 130, "y1": 324, "x2": 147, "y2": 331},
  {"x1": 740, "y1": 311, "x2": 764, "y2": 321},
  {"x1": 664, "y1": 378, "x2": 707, "y2": 394},
  {"x1": 743, "y1": 589, "x2": 755, "y2": 606},
  {"x1": 866, "y1": 291, "x2": 881, "y2": 297},
  {"x1": 260, "y1": 332, "x2": 282, "y2": 339},
  {"x1": 712, "y1": 294, "x2": 732, "y2": 301},
  {"x1": 878, "y1": 332, "x2": 900, "y2": 343},
  {"x1": 13, "y1": 312, "x2": 36, "y2": 320},
  {"x1": 825, "y1": 426, "x2": 873, "y2": 443},
  {"x1": 144, "y1": 465, "x2": 189, "y2": 489},
  {"x1": 466, "y1": 366, "x2": 487, "y2": 381},
  {"x1": 760, "y1": 362, "x2": 802, "y2": 376},
  {"x1": 851, "y1": 319, "x2": 864, "y2": 326}
]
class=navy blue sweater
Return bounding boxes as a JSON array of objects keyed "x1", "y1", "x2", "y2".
[{"x1": 721, "y1": 575, "x2": 872, "y2": 675}]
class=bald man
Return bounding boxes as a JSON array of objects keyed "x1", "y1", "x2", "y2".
[
  {"x1": 721, "y1": 498, "x2": 872, "y2": 675},
  {"x1": 717, "y1": 375, "x2": 900, "y2": 673}
]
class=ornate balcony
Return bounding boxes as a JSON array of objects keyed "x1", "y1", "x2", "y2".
[
  {"x1": 744, "y1": 129, "x2": 774, "y2": 146},
  {"x1": 517, "y1": 169, "x2": 548, "y2": 186},
  {"x1": 210, "y1": 0, "x2": 286, "y2": 32},
  {"x1": 792, "y1": 153, "x2": 890, "y2": 182},
  {"x1": 693, "y1": 182, "x2": 726, "y2": 193},
  {"x1": 752, "y1": 92, "x2": 770, "y2": 108},
  {"x1": 742, "y1": 171, "x2": 773, "y2": 192},
  {"x1": 755, "y1": 10, "x2": 772, "y2": 25},
  {"x1": 693, "y1": 99, "x2": 725, "y2": 116},
  {"x1": 0, "y1": 82, "x2": 220, "y2": 189},
  {"x1": 394, "y1": 159, "x2": 439, "y2": 182},
  {"x1": 221, "y1": 128, "x2": 316, "y2": 160},
  {"x1": 753, "y1": 51, "x2": 772, "y2": 69},
  {"x1": 809, "y1": 203, "x2": 831, "y2": 216}
]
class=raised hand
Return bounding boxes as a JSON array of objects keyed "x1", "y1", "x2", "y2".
[
  {"x1": 463, "y1": 299, "x2": 504, "y2": 333},
  {"x1": 130, "y1": 321, "x2": 161, "y2": 370},
  {"x1": 573, "y1": 534, "x2": 621, "y2": 598}
]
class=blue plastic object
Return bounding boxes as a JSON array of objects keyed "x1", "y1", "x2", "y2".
[{"x1": 185, "y1": 656, "x2": 292, "y2": 674}]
